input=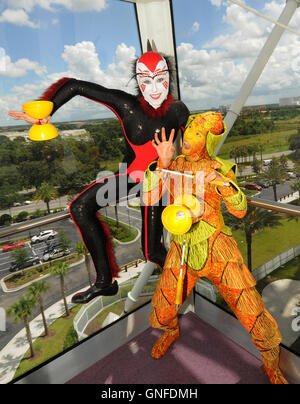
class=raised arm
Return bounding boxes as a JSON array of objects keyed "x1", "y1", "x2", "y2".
[
  {"x1": 45, "y1": 78, "x2": 133, "y2": 116},
  {"x1": 143, "y1": 128, "x2": 177, "y2": 206},
  {"x1": 9, "y1": 77, "x2": 133, "y2": 123},
  {"x1": 216, "y1": 168, "x2": 247, "y2": 218}
]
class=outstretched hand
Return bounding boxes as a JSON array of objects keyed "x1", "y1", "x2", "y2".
[
  {"x1": 8, "y1": 111, "x2": 52, "y2": 125},
  {"x1": 152, "y1": 127, "x2": 175, "y2": 168}
]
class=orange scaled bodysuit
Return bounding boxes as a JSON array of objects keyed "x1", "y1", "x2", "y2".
[{"x1": 143, "y1": 112, "x2": 288, "y2": 384}]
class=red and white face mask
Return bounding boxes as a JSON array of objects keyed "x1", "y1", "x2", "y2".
[{"x1": 136, "y1": 52, "x2": 170, "y2": 109}]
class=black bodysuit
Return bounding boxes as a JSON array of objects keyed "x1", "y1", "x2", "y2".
[{"x1": 44, "y1": 78, "x2": 190, "y2": 298}]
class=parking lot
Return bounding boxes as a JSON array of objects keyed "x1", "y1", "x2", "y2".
[
  {"x1": 0, "y1": 218, "x2": 82, "y2": 276},
  {"x1": 0, "y1": 232, "x2": 75, "y2": 275}
]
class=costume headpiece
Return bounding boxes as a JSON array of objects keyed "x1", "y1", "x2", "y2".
[{"x1": 185, "y1": 112, "x2": 226, "y2": 157}]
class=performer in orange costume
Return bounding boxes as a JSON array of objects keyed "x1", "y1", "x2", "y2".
[{"x1": 143, "y1": 112, "x2": 288, "y2": 384}]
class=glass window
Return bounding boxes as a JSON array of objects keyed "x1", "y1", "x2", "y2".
[
  {"x1": 0, "y1": 0, "x2": 156, "y2": 383},
  {"x1": 173, "y1": 0, "x2": 300, "y2": 358}
]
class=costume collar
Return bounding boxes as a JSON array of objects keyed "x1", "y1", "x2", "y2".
[{"x1": 139, "y1": 94, "x2": 174, "y2": 118}]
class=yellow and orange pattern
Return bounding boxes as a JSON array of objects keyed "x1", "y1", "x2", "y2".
[{"x1": 144, "y1": 148, "x2": 288, "y2": 384}]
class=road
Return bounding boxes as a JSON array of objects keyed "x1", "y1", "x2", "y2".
[
  {"x1": 256, "y1": 180, "x2": 297, "y2": 202},
  {"x1": 0, "y1": 196, "x2": 69, "y2": 217},
  {"x1": 0, "y1": 204, "x2": 144, "y2": 352}
]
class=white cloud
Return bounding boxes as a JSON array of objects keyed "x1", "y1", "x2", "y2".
[
  {"x1": 176, "y1": 0, "x2": 300, "y2": 111},
  {"x1": 0, "y1": 0, "x2": 108, "y2": 29},
  {"x1": 0, "y1": 8, "x2": 39, "y2": 28},
  {"x1": 0, "y1": 41, "x2": 138, "y2": 125},
  {"x1": 209, "y1": 0, "x2": 224, "y2": 7},
  {"x1": 2, "y1": 0, "x2": 300, "y2": 125},
  {"x1": 3, "y1": 0, "x2": 107, "y2": 12},
  {"x1": 0, "y1": 54, "x2": 47, "y2": 77},
  {"x1": 191, "y1": 22, "x2": 200, "y2": 33}
]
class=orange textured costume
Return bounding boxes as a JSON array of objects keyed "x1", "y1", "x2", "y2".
[{"x1": 143, "y1": 112, "x2": 288, "y2": 384}]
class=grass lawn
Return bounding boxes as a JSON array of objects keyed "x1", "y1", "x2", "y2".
[
  {"x1": 218, "y1": 129, "x2": 294, "y2": 160},
  {"x1": 14, "y1": 305, "x2": 82, "y2": 380},
  {"x1": 4, "y1": 253, "x2": 79, "y2": 289},
  {"x1": 230, "y1": 217, "x2": 300, "y2": 271},
  {"x1": 101, "y1": 215, "x2": 138, "y2": 243}
]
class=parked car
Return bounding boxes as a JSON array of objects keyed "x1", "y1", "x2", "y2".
[
  {"x1": 42, "y1": 247, "x2": 71, "y2": 262},
  {"x1": 13, "y1": 202, "x2": 21, "y2": 207},
  {"x1": 24, "y1": 200, "x2": 31, "y2": 205},
  {"x1": 43, "y1": 241, "x2": 61, "y2": 255},
  {"x1": 263, "y1": 159, "x2": 272, "y2": 166},
  {"x1": 31, "y1": 230, "x2": 57, "y2": 244},
  {"x1": 287, "y1": 172, "x2": 297, "y2": 179},
  {"x1": 2, "y1": 241, "x2": 26, "y2": 252},
  {"x1": 9, "y1": 256, "x2": 40, "y2": 272},
  {"x1": 255, "y1": 180, "x2": 269, "y2": 188},
  {"x1": 245, "y1": 183, "x2": 263, "y2": 191}
]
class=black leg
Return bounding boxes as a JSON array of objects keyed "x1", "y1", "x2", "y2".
[
  {"x1": 141, "y1": 204, "x2": 167, "y2": 271},
  {"x1": 70, "y1": 173, "x2": 137, "y2": 304}
]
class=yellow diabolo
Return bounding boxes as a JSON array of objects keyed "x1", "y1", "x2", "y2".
[
  {"x1": 161, "y1": 194, "x2": 201, "y2": 235},
  {"x1": 22, "y1": 101, "x2": 58, "y2": 141},
  {"x1": 162, "y1": 205, "x2": 192, "y2": 235}
]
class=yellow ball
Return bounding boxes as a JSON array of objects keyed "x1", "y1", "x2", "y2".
[
  {"x1": 162, "y1": 205, "x2": 192, "y2": 235},
  {"x1": 174, "y1": 194, "x2": 202, "y2": 217},
  {"x1": 28, "y1": 123, "x2": 58, "y2": 141},
  {"x1": 23, "y1": 101, "x2": 54, "y2": 120}
]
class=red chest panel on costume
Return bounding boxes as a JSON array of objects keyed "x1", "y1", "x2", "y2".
[{"x1": 127, "y1": 141, "x2": 158, "y2": 182}]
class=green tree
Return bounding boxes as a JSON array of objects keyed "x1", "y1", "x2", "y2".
[
  {"x1": 50, "y1": 261, "x2": 71, "y2": 317},
  {"x1": 114, "y1": 205, "x2": 120, "y2": 228},
  {"x1": 289, "y1": 131, "x2": 300, "y2": 159},
  {"x1": 248, "y1": 143, "x2": 260, "y2": 162},
  {"x1": 27, "y1": 280, "x2": 51, "y2": 337},
  {"x1": 262, "y1": 158, "x2": 287, "y2": 201},
  {"x1": 33, "y1": 182, "x2": 58, "y2": 214},
  {"x1": 16, "y1": 211, "x2": 29, "y2": 223},
  {"x1": 257, "y1": 142, "x2": 265, "y2": 164},
  {"x1": 0, "y1": 214, "x2": 12, "y2": 226},
  {"x1": 223, "y1": 206, "x2": 282, "y2": 271},
  {"x1": 7, "y1": 295, "x2": 37, "y2": 358},
  {"x1": 252, "y1": 158, "x2": 262, "y2": 174},
  {"x1": 11, "y1": 247, "x2": 29, "y2": 271},
  {"x1": 291, "y1": 180, "x2": 300, "y2": 204},
  {"x1": 279, "y1": 155, "x2": 289, "y2": 171},
  {"x1": 75, "y1": 241, "x2": 93, "y2": 287},
  {"x1": 58, "y1": 229, "x2": 71, "y2": 253}
]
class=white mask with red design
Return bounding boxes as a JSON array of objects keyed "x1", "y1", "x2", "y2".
[{"x1": 136, "y1": 52, "x2": 170, "y2": 109}]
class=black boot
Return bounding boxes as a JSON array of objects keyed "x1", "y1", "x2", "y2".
[{"x1": 71, "y1": 280, "x2": 119, "y2": 304}]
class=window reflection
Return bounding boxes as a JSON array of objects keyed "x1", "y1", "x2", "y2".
[{"x1": 0, "y1": 0, "x2": 146, "y2": 384}]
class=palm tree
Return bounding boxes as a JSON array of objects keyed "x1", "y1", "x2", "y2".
[
  {"x1": 114, "y1": 205, "x2": 120, "y2": 228},
  {"x1": 7, "y1": 295, "x2": 37, "y2": 358},
  {"x1": 50, "y1": 261, "x2": 71, "y2": 317},
  {"x1": 223, "y1": 206, "x2": 282, "y2": 271},
  {"x1": 249, "y1": 143, "x2": 260, "y2": 162},
  {"x1": 11, "y1": 247, "x2": 29, "y2": 273},
  {"x1": 75, "y1": 241, "x2": 93, "y2": 287},
  {"x1": 291, "y1": 180, "x2": 300, "y2": 204},
  {"x1": 27, "y1": 280, "x2": 51, "y2": 337},
  {"x1": 257, "y1": 142, "x2": 265, "y2": 164},
  {"x1": 58, "y1": 228, "x2": 72, "y2": 253},
  {"x1": 33, "y1": 182, "x2": 58, "y2": 214},
  {"x1": 230, "y1": 148, "x2": 239, "y2": 164},
  {"x1": 262, "y1": 158, "x2": 287, "y2": 202}
]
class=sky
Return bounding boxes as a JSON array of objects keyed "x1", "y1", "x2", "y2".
[{"x1": 0, "y1": 0, "x2": 300, "y2": 126}]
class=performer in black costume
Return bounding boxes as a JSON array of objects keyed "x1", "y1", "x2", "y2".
[{"x1": 9, "y1": 51, "x2": 190, "y2": 304}]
